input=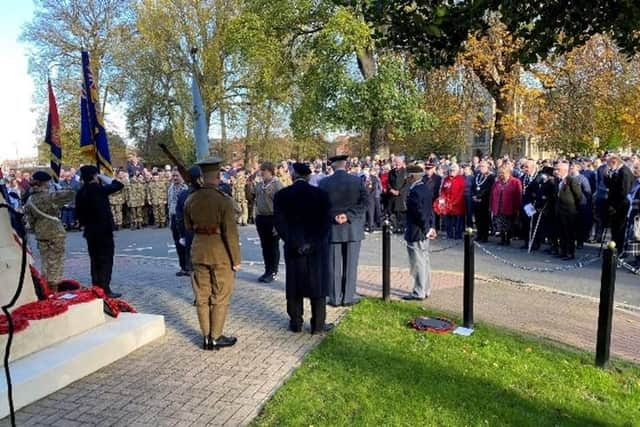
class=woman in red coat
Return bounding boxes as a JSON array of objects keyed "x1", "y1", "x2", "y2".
[
  {"x1": 441, "y1": 163, "x2": 466, "y2": 239},
  {"x1": 490, "y1": 165, "x2": 523, "y2": 245}
]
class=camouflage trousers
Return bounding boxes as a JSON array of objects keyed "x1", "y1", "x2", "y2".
[
  {"x1": 235, "y1": 200, "x2": 248, "y2": 225},
  {"x1": 110, "y1": 204, "x2": 123, "y2": 227},
  {"x1": 152, "y1": 204, "x2": 167, "y2": 227},
  {"x1": 129, "y1": 206, "x2": 144, "y2": 227},
  {"x1": 38, "y1": 237, "x2": 65, "y2": 290}
]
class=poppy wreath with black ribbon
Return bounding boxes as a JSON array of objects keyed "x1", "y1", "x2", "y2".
[
  {"x1": 409, "y1": 317, "x2": 456, "y2": 334},
  {"x1": 12, "y1": 299, "x2": 68, "y2": 320},
  {"x1": 0, "y1": 314, "x2": 29, "y2": 335}
]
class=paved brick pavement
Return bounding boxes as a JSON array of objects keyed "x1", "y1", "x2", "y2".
[
  {"x1": 0, "y1": 256, "x2": 346, "y2": 427},
  {"x1": 3, "y1": 253, "x2": 638, "y2": 426},
  {"x1": 358, "y1": 266, "x2": 640, "y2": 363}
]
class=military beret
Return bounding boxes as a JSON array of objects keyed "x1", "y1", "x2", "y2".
[
  {"x1": 31, "y1": 171, "x2": 52, "y2": 182},
  {"x1": 292, "y1": 162, "x2": 311, "y2": 176},
  {"x1": 328, "y1": 155, "x2": 348, "y2": 163},
  {"x1": 80, "y1": 165, "x2": 99, "y2": 181},
  {"x1": 196, "y1": 157, "x2": 223, "y2": 173},
  {"x1": 406, "y1": 165, "x2": 424, "y2": 174}
]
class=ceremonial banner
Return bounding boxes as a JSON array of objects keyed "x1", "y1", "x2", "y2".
[
  {"x1": 191, "y1": 72, "x2": 209, "y2": 161},
  {"x1": 44, "y1": 80, "x2": 61, "y2": 180},
  {"x1": 80, "y1": 51, "x2": 112, "y2": 174}
]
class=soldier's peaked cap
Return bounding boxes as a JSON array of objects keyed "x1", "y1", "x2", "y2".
[
  {"x1": 196, "y1": 157, "x2": 223, "y2": 173},
  {"x1": 328, "y1": 155, "x2": 348, "y2": 163},
  {"x1": 187, "y1": 165, "x2": 202, "y2": 179},
  {"x1": 32, "y1": 171, "x2": 52, "y2": 182}
]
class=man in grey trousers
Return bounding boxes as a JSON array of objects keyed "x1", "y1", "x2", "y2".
[
  {"x1": 402, "y1": 165, "x2": 437, "y2": 300},
  {"x1": 319, "y1": 155, "x2": 368, "y2": 307}
]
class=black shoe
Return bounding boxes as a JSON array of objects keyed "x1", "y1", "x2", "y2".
[
  {"x1": 212, "y1": 335, "x2": 237, "y2": 349},
  {"x1": 106, "y1": 291, "x2": 122, "y2": 299},
  {"x1": 203, "y1": 336, "x2": 213, "y2": 350},
  {"x1": 262, "y1": 273, "x2": 277, "y2": 284},
  {"x1": 342, "y1": 297, "x2": 362, "y2": 307},
  {"x1": 289, "y1": 323, "x2": 302, "y2": 333},
  {"x1": 562, "y1": 255, "x2": 575, "y2": 261},
  {"x1": 258, "y1": 274, "x2": 268, "y2": 283},
  {"x1": 311, "y1": 323, "x2": 334, "y2": 335},
  {"x1": 327, "y1": 302, "x2": 340, "y2": 308},
  {"x1": 402, "y1": 295, "x2": 425, "y2": 301},
  {"x1": 176, "y1": 270, "x2": 187, "y2": 277}
]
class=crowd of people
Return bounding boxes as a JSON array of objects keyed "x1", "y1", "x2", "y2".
[{"x1": 3, "y1": 149, "x2": 639, "y2": 349}]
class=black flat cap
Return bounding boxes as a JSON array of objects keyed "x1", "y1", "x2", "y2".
[
  {"x1": 406, "y1": 165, "x2": 424, "y2": 174},
  {"x1": 292, "y1": 163, "x2": 311, "y2": 176},
  {"x1": 31, "y1": 171, "x2": 52, "y2": 182},
  {"x1": 80, "y1": 165, "x2": 99, "y2": 181},
  {"x1": 328, "y1": 155, "x2": 348, "y2": 163}
]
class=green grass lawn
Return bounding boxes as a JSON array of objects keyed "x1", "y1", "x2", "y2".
[{"x1": 252, "y1": 299, "x2": 640, "y2": 427}]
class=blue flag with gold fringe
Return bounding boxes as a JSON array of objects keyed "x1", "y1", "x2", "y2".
[{"x1": 80, "y1": 50, "x2": 112, "y2": 174}]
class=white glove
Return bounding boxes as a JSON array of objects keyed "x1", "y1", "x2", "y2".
[
  {"x1": 178, "y1": 238, "x2": 186, "y2": 246},
  {"x1": 97, "y1": 174, "x2": 113, "y2": 185}
]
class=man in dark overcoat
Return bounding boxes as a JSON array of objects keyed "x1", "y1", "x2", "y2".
[
  {"x1": 388, "y1": 156, "x2": 408, "y2": 233},
  {"x1": 274, "y1": 163, "x2": 332, "y2": 334},
  {"x1": 75, "y1": 165, "x2": 125, "y2": 298}
]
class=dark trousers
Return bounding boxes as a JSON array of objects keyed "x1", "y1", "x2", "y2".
[
  {"x1": 558, "y1": 213, "x2": 577, "y2": 256},
  {"x1": 576, "y1": 205, "x2": 592, "y2": 246},
  {"x1": 287, "y1": 297, "x2": 326, "y2": 332},
  {"x1": 392, "y1": 210, "x2": 406, "y2": 233},
  {"x1": 329, "y1": 241, "x2": 361, "y2": 306},
  {"x1": 445, "y1": 215, "x2": 464, "y2": 239},
  {"x1": 256, "y1": 215, "x2": 280, "y2": 275},
  {"x1": 87, "y1": 234, "x2": 115, "y2": 290},
  {"x1": 61, "y1": 207, "x2": 75, "y2": 228},
  {"x1": 170, "y1": 216, "x2": 189, "y2": 272},
  {"x1": 594, "y1": 198, "x2": 607, "y2": 240},
  {"x1": 366, "y1": 196, "x2": 381, "y2": 229},
  {"x1": 610, "y1": 212, "x2": 628, "y2": 255},
  {"x1": 474, "y1": 203, "x2": 490, "y2": 241}
]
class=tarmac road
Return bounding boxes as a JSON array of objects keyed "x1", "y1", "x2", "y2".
[{"x1": 60, "y1": 225, "x2": 640, "y2": 308}]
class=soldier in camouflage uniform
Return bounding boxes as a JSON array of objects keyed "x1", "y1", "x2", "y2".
[
  {"x1": 108, "y1": 170, "x2": 127, "y2": 230},
  {"x1": 126, "y1": 174, "x2": 146, "y2": 229},
  {"x1": 148, "y1": 172, "x2": 168, "y2": 227},
  {"x1": 24, "y1": 171, "x2": 74, "y2": 291},
  {"x1": 233, "y1": 169, "x2": 248, "y2": 226}
]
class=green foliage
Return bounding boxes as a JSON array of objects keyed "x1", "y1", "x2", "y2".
[{"x1": 253, "y1": 299, "x2": 640, "y2": 426}]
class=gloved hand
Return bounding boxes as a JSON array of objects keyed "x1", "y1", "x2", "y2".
[{"x1": 178, "y1": 238, "x2": 186, "y2": 246}]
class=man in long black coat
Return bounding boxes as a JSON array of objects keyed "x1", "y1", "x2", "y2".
[
  {"x1": 388, "y1": 157, "x2": 408, "y2": 233},
  {"x1": 75, "y1": 165, "x2": 125, "y2": 297},
  {"x1": 605, "y1": 154, "x2": 635, "y2": 254},
  {"x1": 274, "y1": 163, "x2": 332, "y2": 334},
  {"x1": 555, "y1": 161, "x2": 583, "y2": 260},
  {"x1": 319, "y1": 155, "x2": 368, "y2": 307}
]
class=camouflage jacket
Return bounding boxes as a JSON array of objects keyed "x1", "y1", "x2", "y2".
[
  {"x1": 147, "y1": 180, "x2": 168, "y2": 205},
  {"x1": 233, "y1": 175, "x2": 247, "y2": 202},
  {"x1": 126, "y1": 180, "x2": 146, "y2": 207},
  {"x1": 25, "y1": 187, "x2": 74, "y2": 240}
]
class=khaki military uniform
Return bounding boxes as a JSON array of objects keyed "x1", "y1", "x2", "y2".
[
  {"x1": 24, "y1": 187, "x2": 74, "y2": 289},
  {"x1": 184, "y1": 184, "x2": 241, "y2": 338},
  {"x1": 126, "y1": 179, "x2": 146, "y2": 228},
  {"x1": 109, "y1": 186, "x2": 125, "y2": 228},
  {"x1": 233, "y1": 174, "x2": 248, "y2": 226},
  {"x1": 148, "y1": 179, "x2": 168, "y2": 227}
]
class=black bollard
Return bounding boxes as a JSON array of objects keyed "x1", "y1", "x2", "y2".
[
  {"x1": 463, "y1": 227, "x2": 475, "y2": 329},
  {"x1": 382, "y1": 218, "x2": 391, "y2": 301},
  {"x1": 596, "y1": 242, "x2": 617, "y2": 367}
]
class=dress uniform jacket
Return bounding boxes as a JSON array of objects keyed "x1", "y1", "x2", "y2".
[
  {"x1": 274, "y1": 180, "x2": 331, "y2": 299},
  {"x1": 405, "y1": 181, "x2": 435, "y2": 243},
  {"x1": 318, "y1": 170, "x2": 367, "y2": 243}
]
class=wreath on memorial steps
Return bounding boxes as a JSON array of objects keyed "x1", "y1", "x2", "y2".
[
  {"x1": 0, "y1": 314, "x2": 29, "y2": 335},
  {"x1": 11, "y1": 299, "x2": 68, "y2": 320}
]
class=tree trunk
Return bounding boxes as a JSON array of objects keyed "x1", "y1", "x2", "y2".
[
  {"x1": 219, "y1": 105, "x2": 227, "y2": 144},
  {"x1": 369, "y1": 124, "x2": 387, "y2": 157}
]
